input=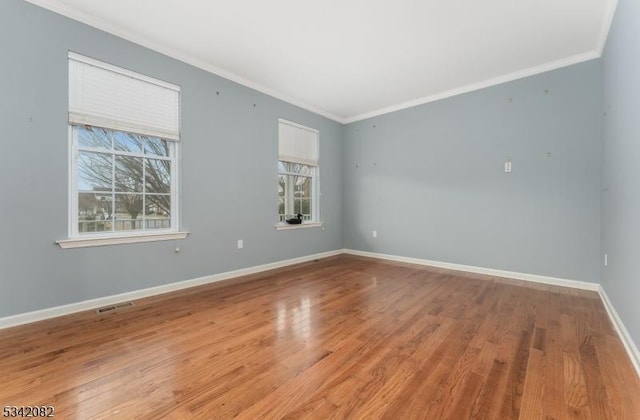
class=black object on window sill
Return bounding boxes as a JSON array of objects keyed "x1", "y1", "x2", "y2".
[{"x1": 286, "y1": 214, "x2": 303, "y2": 224}]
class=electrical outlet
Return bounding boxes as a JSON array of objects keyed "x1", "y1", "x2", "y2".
[
  {"x1": 372, "y1": 230, "x2": 377, "y2": 238},
  {"x1": 237, "y1": 240, "x2": 243, "y2": 249},
  {"x1": 504, "y1": 158, "x2": 512, "y2": 173}
]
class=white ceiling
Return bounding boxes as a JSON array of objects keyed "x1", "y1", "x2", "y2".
[{"x1": 26, "y1": 0, "x2": 617, "y2": 123}]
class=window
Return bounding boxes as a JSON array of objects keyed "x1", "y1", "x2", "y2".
[
  {"x1": 278, "y1": 119, "x2": 320, "y2": 225},
  {"x1": 72, "y1": 126, "x2": 176, "y2": 235},
  {"x1": 62, "y1": 52, "x2": 184, "y2": 246}
]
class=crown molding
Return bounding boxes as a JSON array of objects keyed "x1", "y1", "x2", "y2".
[
  {"x1": 343, "y1": 50, "x2": 600, "y2": 124},
  {"x1": 24, "y1": 0, "x2": 615, "y2": 125},
  {"x1": 23, "y1": 0, "x2": 346, "y2": 124}
]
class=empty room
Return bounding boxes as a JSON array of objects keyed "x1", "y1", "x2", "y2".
[{"x1": 1, "y1": 0, "x2": 639, "y2": 418}]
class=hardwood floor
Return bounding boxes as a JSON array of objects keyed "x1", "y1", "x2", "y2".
[{"x1": 0, "y1": 255, "x2": 638, "y2": 419}]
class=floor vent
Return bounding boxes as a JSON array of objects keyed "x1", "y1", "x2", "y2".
[{"x1": 96, "y1": 301, "x2": 134, "y2": 314}]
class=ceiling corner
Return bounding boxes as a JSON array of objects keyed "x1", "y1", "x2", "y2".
[{"x1": 596, "y1": 0, "x2": 620, "y2": 56}]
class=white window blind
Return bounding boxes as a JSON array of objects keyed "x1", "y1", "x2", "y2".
[
  {"x1": 278, "y1": 119, "x2": 319, "y2": 166},
  {"x1": 68, "y1": 52, "x2": 180, "y2": 140}
]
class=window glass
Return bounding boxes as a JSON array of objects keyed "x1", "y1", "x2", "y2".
[{"x1": 72, "y1": 126, "x2": 176, "y2": 236}]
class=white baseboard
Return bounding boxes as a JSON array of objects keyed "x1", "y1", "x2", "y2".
[
  {"x1": 343, "y1": 248, "x2": 639, "y2": 378},
  {"x1": 598, "y1": 287, "x2": 640, "y2": 378},
  {"x1": 3, "y1": 247, "x2": 639, "y2": 380},
  {"x1": 0, "y1": 249, "x2": 342, "y2": 330},
  {"x1": 343, "y1": 249, "x2": 600, "y2": 291}
]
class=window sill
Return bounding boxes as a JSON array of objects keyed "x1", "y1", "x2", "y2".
[
  {"x1": 56, "y1": 231, "x2": 190, "y2": 249},
  {"x1": 275, "y1": 222, "x2": 323, "y2": 231}
]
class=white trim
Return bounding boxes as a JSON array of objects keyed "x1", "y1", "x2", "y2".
[
  {"x1": 597, "y1": 286, "x2": 640, "y2": 378},
  {"x1": 342, "y1": 51, "x2": 600, "y2": 124},
  {"x1": 171, "y1": 138, "x2": 180, "y2": 232},
  {"x1": 275, "y1": 222, "x2": 323, "y2": 230},
  {"x1": 56, "y1": 231, "x2": 190, "y2": 249},
  {"x1": 23, "y1": 1, "x2": 609, "y2": 125},
  {"x1": 342, "y1": 249, "x2": 600, "y2": 291},
  {"x1": 596, "y1": 0, "x2": 619, "y2": 55},
  {"x1": 0, "y1": 249, "x2": 342, "y2": 329},
  {"x1": 67, "y1": 125, "x2": 75, "y2": 239},
  {"x1": 24, "y1": 0, "x2": 344, "y2": 124},
  {"x1": 7, "y1": 243, "x2": 638, "y2": 381},
  {"x1": 343, "y1": 249, "x2": 639, "y2": 377},
  {"x1": 69, "y1": 126, "x2": 180, "y2": 239}
]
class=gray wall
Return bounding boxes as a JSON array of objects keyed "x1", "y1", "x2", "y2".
[
  {"x1": 602, "y1": 0, "x2": 640, "y2": 347},
  {"x1": 0, "y1": 0, "x2": 343, "y2": 317},
  {"x1": 343, "y1": 61, "x2": 603, "y2": 283},
  {"x1": 1, "y1": 0, "x2": 631, "y2": 335}
]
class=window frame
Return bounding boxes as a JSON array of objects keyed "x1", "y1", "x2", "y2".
[
  {"x1": 58, "y1": 53, "x2": 188, "y2": 248},
  {"x1": 278, "y1": 161, "x2": 320, "y2": 225},
  {"x1": 68, "y1": 125, "x2": 180, "y2": 240},
  {"x1": 276, "y1": 119, "x2": 321, "y2": 229}
]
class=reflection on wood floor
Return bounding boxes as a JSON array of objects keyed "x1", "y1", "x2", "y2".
[{"x1": 1, "y1": 254, "x2": 638, "y2": 419}]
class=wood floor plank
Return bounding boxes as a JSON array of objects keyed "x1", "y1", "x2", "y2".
[
  {"x1": 542, "y1": 288, "x2": 570, "y2": 420},
  {"x1": 0, "y1": 255, "x2": 638, "y2": 419}
]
